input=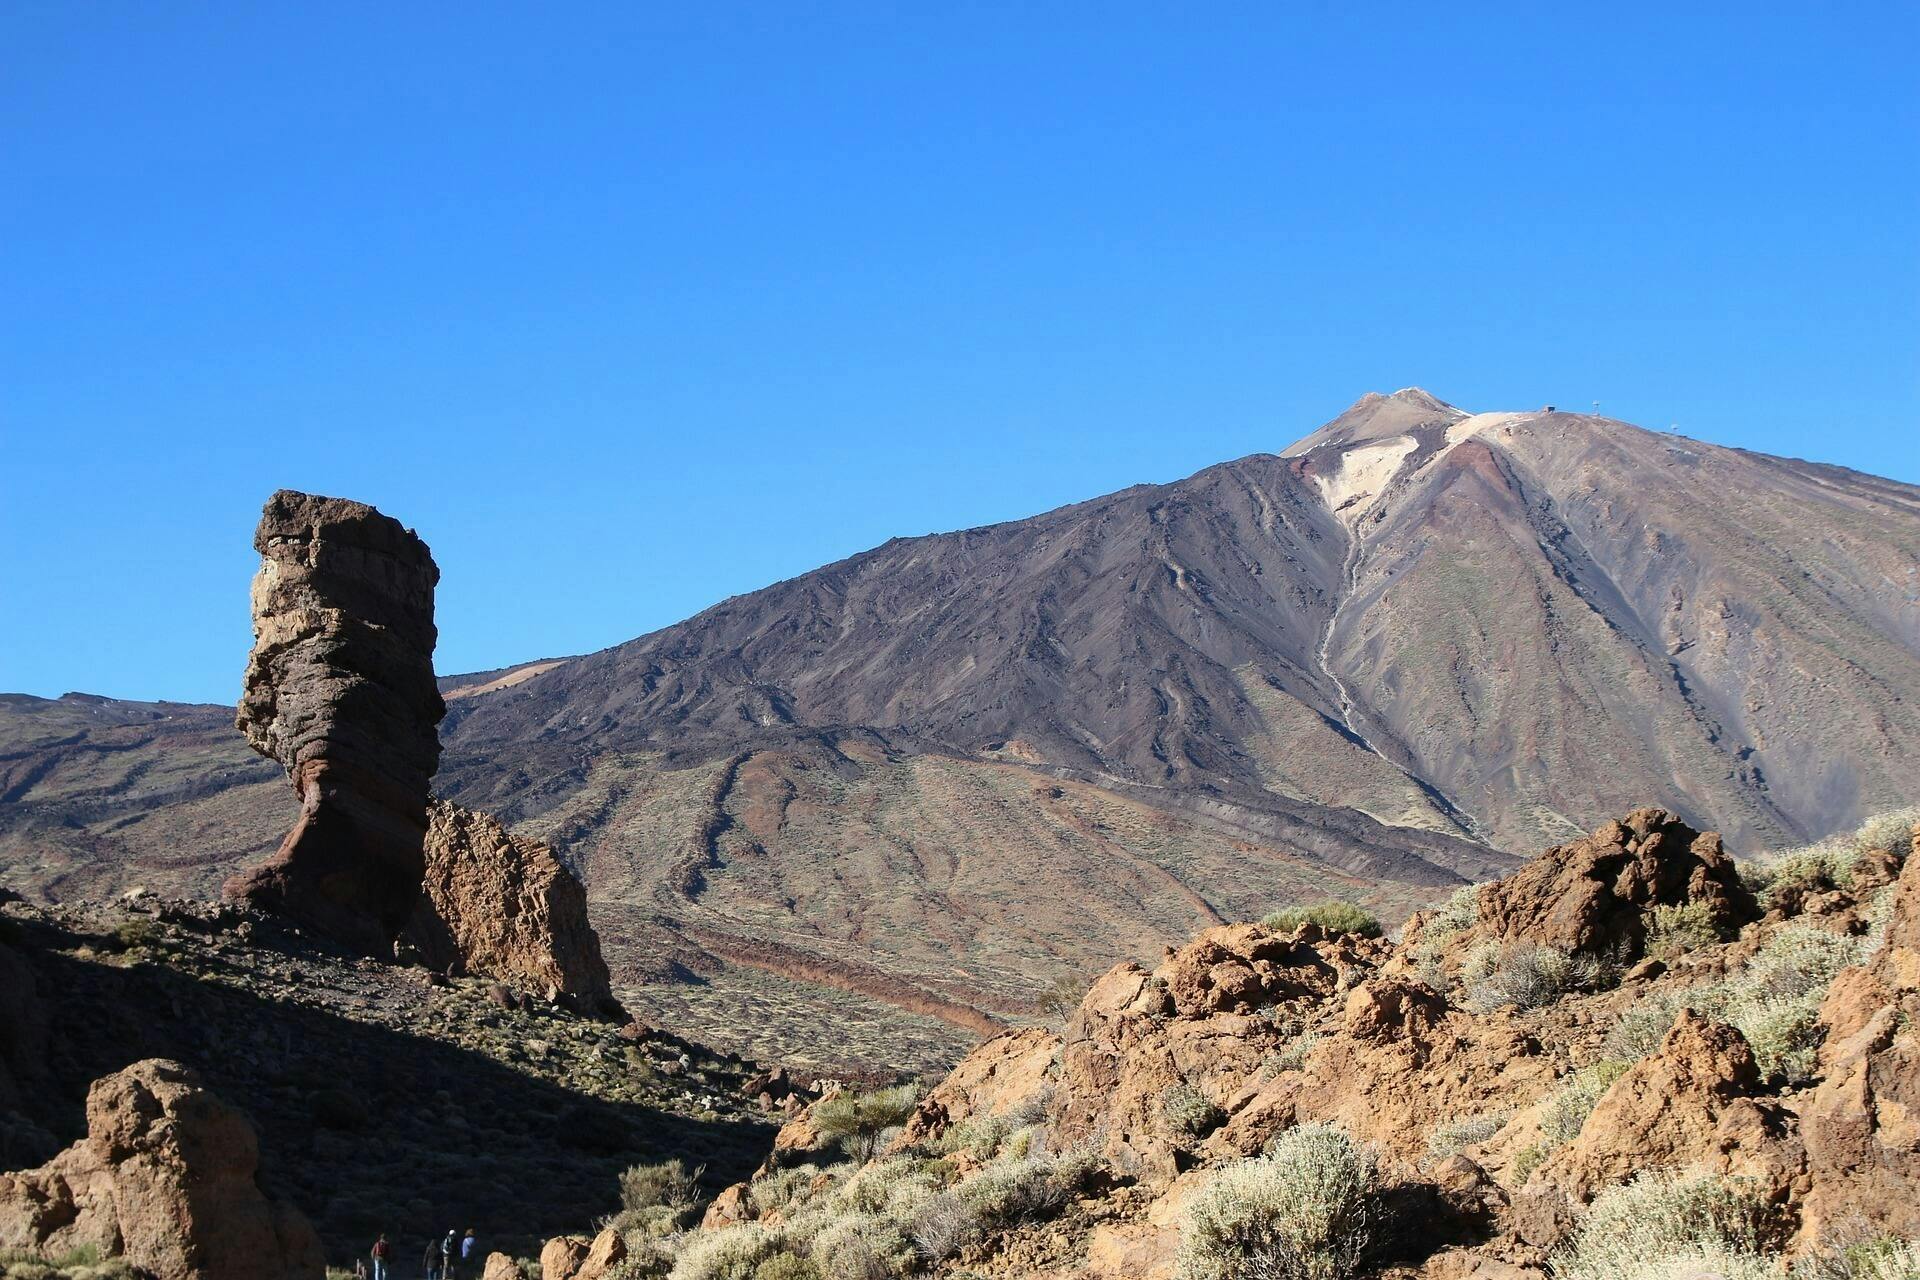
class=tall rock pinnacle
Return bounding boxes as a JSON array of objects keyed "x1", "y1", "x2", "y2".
[{"x1": 223, "y1": 490, "x2": 445, "y2": 952}]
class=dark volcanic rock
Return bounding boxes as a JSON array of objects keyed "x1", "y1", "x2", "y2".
[{"x1": 223, "y1": 490, "x2": 444, "y2": 953}]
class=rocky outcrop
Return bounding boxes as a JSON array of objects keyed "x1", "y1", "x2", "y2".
[
  {"x1": 0, "y1": 1059, "x2": 323, "y2": 1279},
  {"x1": 407, "y1": 799, "x2": 620, "y2": 1015},
  {"x1": 1411, "y1": 808, "x2": 1755, "y2": 965},
  {"x1": 1800, "y1": 824, "x2": 1920, "y2": 1243},
  {"x1": 675, "y1": 811, "x2": 1917, "y2": 1278},
  {"x1": 224, "y1": 491, "x2": 445, "y2": 953},
  {"x1": 539, "y1": 1235, "x2": 592, "y2": 1280},
  {"x1": 1514, "y1": 1010, "x2": 1798, "y2": 1243}
]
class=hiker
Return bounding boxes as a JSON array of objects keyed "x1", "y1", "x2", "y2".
[
  {"x1": 442, "y1": 1228, "x2": 461, "y2": 1280},
  {"x1": 370, "y1": 1232, "x2": 391, "y2": 1280},
  {"x1": 461, "y1": 1229, "x2": 479, "y2": 1270},
  {"x1": 421, "y1": 1236, "x2": 442, "y2": 1280}
]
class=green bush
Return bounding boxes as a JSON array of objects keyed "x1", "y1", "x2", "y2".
[
  {"x1": 1602, "y1": 991, "x2": 1686, "y2": 1062},
  {"x1": 1711, "y1": 925, "x2": 1866, "y2": 1084},
  {"x1": 1465, "y1": 944, "x2": 1603, "y2": 1012},
  {"x1": 1550, "y1": 1170, "x2": 1783, "y2": 1280},
  {"x1": 615, "y1": 1158, "x2": 707, "y2": 1236},
  {"x1": 1178, "y1": 1124, "x2": 1378, "y2": 1280},
  {"x1": 668, "y1": 1224, "x2": 785, "y2": 1280},
  {"x1": 1508, "y1": 1142, "x2": 1549, "y2": 1188},
  {"x1": 1262, "y1": 901, "x2": 1383, "y2": 939},
  {"x1": 1261, "y1": 1033, "x2": 1323, "y2": 1078},
  {"x1": 1646, "y1": 901, "x2": 1723, "y2": 958},
  {"x1": 1161, "y1": 1082, "x2": 1225, "y2": 1139},
  {"x1": 749, "y1": 1254, "x2": 818, "y2": 1280},
  {"x1": 1426, "y1": 1112, "x2": 1507, "y2": 1160},
  {"x1": 109, "y1": 919, "x2": 160, "y2": 953},
  {"x1": 1539, "y1": 1062, "x2": 1628, "y2": 1147},
  {"x1": 809, "y1": 1084, "x2": 920, "y2": 1161}
]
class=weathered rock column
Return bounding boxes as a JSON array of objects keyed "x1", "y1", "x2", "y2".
[{"x1": 223, "y1": 490, "x2": 445, "y2": 953}]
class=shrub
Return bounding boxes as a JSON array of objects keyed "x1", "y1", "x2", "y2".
[
  {"x1": 908, "y1": 1190, "x2": 973, "y2": 1263},
  {"x1": 624, "y1": 1158, "x2": 705, "y2": 1212},
  {"x1": 1178, "y1": 1124, "x2": 1378, "y2": 1280},
  {"x1": 1465, "y1": 945, "x2": 1602, "y2": 1012},
  {"x1": 1539, "y1": 1062, "x2": 1628, "y2": 1147},
  {"x1": 1261, "y1": 1033, "x2": 1323, "y2": 1078},
  {"x1": 1161, "y1": 1082, "x2": 1226, "y2": 1139},
  {"x1": 1037, "y1": 971, "x2": 1087, "y2": 1024},
  {"x1": 1427, "y1": 884, "x2": 1482, "y2": 941},
  {"x1": 809, "y1": 1084, "x2": 920, "y2": 1161},
  {"x1": 1602, "y1": 992, "x2": 1686, "y2": 1062},
  {"x1": 669, "y1": 1224, "x2": 785, "y2": 1280},
  {"x1": 1645, "y1": 902, "x2": 1723, "y2": 958},
  {"x1": 807, "y1": 1212, "x2": 911, "y2": 1280},
  {"x1": 1797, "y1": 1234, "x2": 1920, "y2": 1280},
  {"x1": 1508, "y1": 1142, "x2": 1549, "y2": 1188},
  {"x1": 109, "y1": 919, "x2": 160, "y2": 953},
  {"x1": 615, "y1": 1157, "x2": 707, "y2": 1235},
  {"x1": 1711, "y1": 925, "x2": 1866, "y2": 1084},
  {"x1": 748, "y1": 1163, "x2": 832, "y2": 1219},
  {"x1": 1427, "y1": 1112, "x2": 1507, "y2": 1160},
  {"x1": 1854, "y1": 808, "x2": 1920, "y2": 858},
  {"x1": 749, "y1": 1255, "x2": 818, "y2": 1280},
  {"x1": 1550, "y1": 1170, "x2": 1783, "y2": 1280},
  {"x1": 1262, "y1": 901, "x2": 1383, "y2": 939}
]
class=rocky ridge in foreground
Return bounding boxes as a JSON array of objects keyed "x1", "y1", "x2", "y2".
[{"x1": 549, "y1": 807, "x2": 1920, "y2": 1279}]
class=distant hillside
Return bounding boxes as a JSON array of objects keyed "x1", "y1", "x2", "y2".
[{"x1": 5, "y1": 390, "x2": 1917, "y2": 1071}]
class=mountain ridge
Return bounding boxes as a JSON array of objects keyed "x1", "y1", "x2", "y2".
[{"x1": 4, "y1": 389, "x2": 1917, "y2": 1070}]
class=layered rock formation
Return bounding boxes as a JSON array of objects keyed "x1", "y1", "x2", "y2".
[
  {"x1": 224, "y1": 490, "x2": 445, "y2": 953},
  {"x1": 0, "y1": 1058, "x2": 324, "y2": 1279},
  {"x1": 408, "y1": 798, "x2": 620, "y2": 1016}
]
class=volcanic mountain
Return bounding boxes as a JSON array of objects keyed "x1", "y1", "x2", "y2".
[{"x1": 4, "y1": 390, "x2": 1917, "y2": 1070}]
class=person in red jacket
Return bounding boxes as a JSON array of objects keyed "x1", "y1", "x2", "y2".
[{"x1": 369, "y1": 1233, "x2": 390, "y2": 1280}]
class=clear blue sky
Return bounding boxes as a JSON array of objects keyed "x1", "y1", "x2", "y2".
[{"x1": 4, "y1": 4, "x2": 1916, "y2": 704}]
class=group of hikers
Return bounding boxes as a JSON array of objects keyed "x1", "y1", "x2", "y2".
[{"x1": 353, "y1": 1228, "x2": 479, "y2": 1279}]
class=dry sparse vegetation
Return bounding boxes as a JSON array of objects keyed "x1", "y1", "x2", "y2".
[
  {"x1": 1261, "y1": 901, "x2": 1383, "y2": 939},
  {"x1": 1178, "y1": 1124, "x2": 1378, "y2": 1280}
]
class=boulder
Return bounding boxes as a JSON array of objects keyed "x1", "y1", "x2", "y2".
[
  {"x1": 0, "y1": 1058, "x2": 323, "y2": 1279},
  {"x1": 224, "y1": 490, "x2": 445, "y2": 953},
  {"x1": 539, "y1": 1235, "x2": 591, "y2": 1280},
  {"x1": 406, "y1": 799, "x2": 620, "y2": 1016},
  {"x1": 1517, "y1": 1011, "x2": 1796, "y2": 1244},
  {"x1": 899, "y1": 1026, "x2": 1060, "y2": 1146},
  {"x1": 1415, "y1": 809, "x2": 1754, "y2": 965},
  {"x1": 482, "y1": 1254, "x2": 527, "y2": 1280},
  {"x1": 576, "y1": 1226, "x2": 628, "y2": 1280}
]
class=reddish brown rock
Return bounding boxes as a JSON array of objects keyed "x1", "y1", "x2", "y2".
[
  {"x1": 900, "y1": 1026, "x2": 1060, "y2": 1147},
  {"x1": 1517, "y1": 1010, "x2": 1797, "y2": 1245},
  {"x1": 539, "y1": 1235, "x2": 591, "y2": 1280},
  {"x1": 1801, "y1": 823, "x2": 1920, "y2": 1243},
  {"x1": 406, "y1": 799, "x2": 619, "y2": 1015},
  {"x1": 224, "y1": 491, "x2": 445, "y2": 953},
  {"x1": 481, "y1": 1254, "x2": 527, "y2": 1280},
  {"x1": 575, "y1": 1227, "x2": 628, "y2": 1280},
  {"x1": 1414, "y1": 808, "x2": 1754, "y2": 964},
  {"x1": 0, "y1": 1058, "x2": 323, "y2": 1279}
]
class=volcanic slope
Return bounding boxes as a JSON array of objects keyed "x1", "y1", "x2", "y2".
[{"x1": 6, "y1": 391, "x2": 1918, "y2": 1070}]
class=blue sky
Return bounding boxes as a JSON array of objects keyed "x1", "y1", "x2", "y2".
[{"x1": 3, "y1": 4, "x2": 1916, "y2": 704}]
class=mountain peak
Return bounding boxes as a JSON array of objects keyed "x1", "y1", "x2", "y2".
[{"x1": 1386, "y1": 387, "x2": 1457, "y2": 412}]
